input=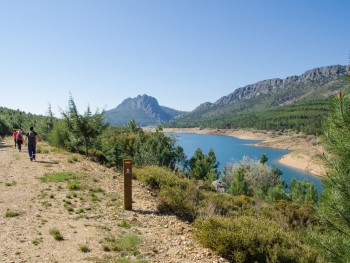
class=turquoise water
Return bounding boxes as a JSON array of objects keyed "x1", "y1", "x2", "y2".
[{"x1": 171, "y1": 133, "x2": 323, "y2": 191}]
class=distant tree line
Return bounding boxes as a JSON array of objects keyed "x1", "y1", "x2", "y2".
[
  {"x1": 0, "y1": 105, "x2": 55, "y2": 140},
  {"x1": 166, "y1": 99, "x2": 329, "y2": 135}
]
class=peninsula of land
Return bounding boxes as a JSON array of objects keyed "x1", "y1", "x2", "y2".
[{"x1": 164, "y1": 128, "x2": 325, "y2": 177}]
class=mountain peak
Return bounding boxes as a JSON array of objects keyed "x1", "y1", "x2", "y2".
[{"x1": 104, "y1": 95, "x2": 185, "y2": 126}]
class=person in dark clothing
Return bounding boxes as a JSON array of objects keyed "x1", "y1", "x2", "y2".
[{"x1": 25, "y1": 127, "x2": 38, "y2": 161}]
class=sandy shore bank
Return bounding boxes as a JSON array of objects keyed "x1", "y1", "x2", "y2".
[{"x1": 164, "y1": 128, "x2": 325, "y2": 177}]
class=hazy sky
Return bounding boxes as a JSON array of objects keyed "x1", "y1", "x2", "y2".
[{"x1": 0, "y1": 0, "x2": 349, "y2": 117}]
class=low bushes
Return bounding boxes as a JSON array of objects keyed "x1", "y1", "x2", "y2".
[
  {"x1": 134, "y1": 165, "x2": 324, "y2": 262},
  {"x1": 158, "y1": 184, "x2": 201, "y2": 222},
  {"x1": 194, "y1": 216, "x2": 319, "y2": 263},
  {"x1": 134, "y1": 166, "x2": 255, "y2": 222},
  {"x1": 134, "y1": 165, "x2": 188, "y2": 191}
]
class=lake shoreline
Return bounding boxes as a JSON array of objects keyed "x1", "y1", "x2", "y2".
[{"x1": 163, "y1": 128, "x2": 325, "y2": 178}]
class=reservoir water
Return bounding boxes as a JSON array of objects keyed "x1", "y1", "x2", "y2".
[{"x1": 171, "y1": 133, "x2": 323, "y2": 191}]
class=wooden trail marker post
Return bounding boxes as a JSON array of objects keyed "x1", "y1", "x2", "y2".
[{"x1": 123, "y1": 159, "x2": 132, "y2": 210}]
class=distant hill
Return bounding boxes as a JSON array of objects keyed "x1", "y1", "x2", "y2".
[
  {"x1": 104, "y1": 95, "x2": 186, "y2": 126},
  {"x1": 167, "y1": 65, "x2": 350, "y2": 134}
]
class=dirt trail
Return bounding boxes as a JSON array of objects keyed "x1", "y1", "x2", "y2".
[{"x1": 0, "y1": 138, "x2": 226, "y2": 263}]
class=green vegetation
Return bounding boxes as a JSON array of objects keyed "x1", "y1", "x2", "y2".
[
  {"x1": 103, "y1": 234, "x2": 141, "y2": 256},
  {"x1": 39, "y1": 171, "x2": 84, "y2": 183},
  {"x1": 314, "y1": 86, "x2": 350, "y2": 261},
  {"x1": 168, "y1": 99, "x2": 329, "y2": 135},
  {"x1": 49, "y1": 228, "x2": 64, "y2": 241},
  {"x1": 0, "y1": 104, "x2": 56, "y2": 139},
  {"x1": 44, "y1": 98, "x2": 186, "y2": 170},
  {"x1": 189, "y1": 148, "x2": 219, "y2": 182},
  {"x1": 5, "y1": 180, "x2": 16, "y2": 187},
  {"x1": 67, "y1": 180, "x2": 84, "y2": 191},
  {"x1": 117, "y1": 220, "x2": 131, "y2": 229},
  {"x1": 5, "y1": 209, "x2": 20, "y2": 218},
  {"x1": 194, "y1": 216, "x2": 318, "y2": 262},
  {"x1": 62, "y1": 96, "x2": 107, "y2": 156},
  {"x1": 32, "y1": 237, "x2": 43, "y2": 246},
  {"x1": 136, "y1": 165, "x2": 322, "y2": 261},
  {"x1": 79, "y1": 244, "x2": 91, "y2": 253},
  {"x1": 68, "y1": 155, "x2": 79, "y2": 163},
  {"x1": 223, "y1": 157, "x2": 286, "y2": 201}
]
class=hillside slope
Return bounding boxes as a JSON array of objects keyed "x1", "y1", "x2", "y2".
[
  {"x1": 168, "y1": 65, "x2": 349, "y2": 132},
  {"x1": 195, "y1": 65, "x2": 349, "y2": 114},
  {"x1": 0, "y1": 138, "x2": 226, "y2": 262}
]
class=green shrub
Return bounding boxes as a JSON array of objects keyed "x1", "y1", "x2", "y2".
[
  {"x1": 134, "y1": 166, "x2": 188, "y2": 191},
  {"x1": 79, "y1": 244, "x2": 90, "y2": 253},
  {"x1": 49, "y1": 228, "x2": 64, "y2": 241},
  {"x1": 118, "y1": 220, "x2": 131, "y2": 229},
  {"x1": 47, "y1": 119, "x2": 70, "y2": 149},
  {"x1": 104, "y1": 234, "x2": 141, "y2": 255},
  {"x1": 91, "y1": 149, "x2": 107, "y2": 164},
  {"x1": 157, "y1": 182, "x2": 202, "y2": 222},
  {"x1": 68, "y1": 156, "x2": 79, "y2": 163},
  {"x1": 5, "y1": 209, "x2": 20, "y2": 218},
  {"x1": 36, "y1": 145, "x2": 50, "y2": 154},
  {"x1": 274, "y1": 200, "x2": 317, "y2": 229},
  {"x1": 67, "y1": 180, "x2": 83, "y2": 191},
  {"x1": 266, "y1": 183, "x2": 289, "y2": 203},
  {"x1": 200, "y1": 193, "x2": 254, "y2": 218},
  {"x1": 194, "y1": 215, "x2": 320, "y2": 263},
  {"x1": 5, "y1": 180, "x2": 16, "y2": 187},
  {"x1": 223, "y1": 157, "x2": 282, "y2": 198}
]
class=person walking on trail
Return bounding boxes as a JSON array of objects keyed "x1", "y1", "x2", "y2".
[
  {"x1": 13, "y1": 129, "x2": 18, "y2": 149},
  {"x1": 25, "y1": 127, "x2": 38, "y2": 161},
  {"x1": 16, "y1": 130, "x2": 24, "y2": 152}
]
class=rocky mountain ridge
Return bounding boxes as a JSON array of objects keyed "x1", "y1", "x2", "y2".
[{"x1": 199, "y1": 65, "x2": 349, "y2": 109}]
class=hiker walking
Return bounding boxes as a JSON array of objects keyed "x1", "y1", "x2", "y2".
[
  {"x1": 25, "y1": 127, "x2": 38, "y2": 161},
  {"x1": 16, "y1": 130, "x2": 24, "y2": 152},
  {"x1": 13, "y1": 129, "x2": 18, "y2": 149}
]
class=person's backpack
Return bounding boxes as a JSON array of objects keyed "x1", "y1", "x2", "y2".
[{"x1": 16, "y1": 133, "x2": 23, "y2": 140}]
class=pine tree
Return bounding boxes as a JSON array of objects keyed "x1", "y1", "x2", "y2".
[
  {"x1": 62, "y1": 96, "x2": 106, "y2": 156},
  {"x1": 316, "y1": 77, "x2": 350, "y2": 261},
  {"x1": 189, "y1": 148, "x2": 219, "y2": 182}
]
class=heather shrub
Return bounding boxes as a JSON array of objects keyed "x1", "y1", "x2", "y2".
[
  {"x1": 134, "y1": 165, "x2": 188, "y2": 191},
  {"x1": 194, "y1": 216, "x2": 320, "y2": 263},
  {"x1": 199, "y1": 193, "x2": 254, "y2": 218},
  {"x1": 274, "y1": 200, "x2": 317, "y2": 229},
  {"x1": 157, "y1": 181, "x2": 203, "y2": 222}
]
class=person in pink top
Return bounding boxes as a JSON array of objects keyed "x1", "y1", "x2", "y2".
[
  {"x1": 12, "y1": 129, "x2": 18, "y2": 149},
  {"x1": 16, "y1": 130, "x2": 24, "y2": 152}
]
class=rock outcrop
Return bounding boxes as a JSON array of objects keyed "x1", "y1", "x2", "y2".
[{"x1": 213, "y1": 65, "x2": 349, "y2": 107}]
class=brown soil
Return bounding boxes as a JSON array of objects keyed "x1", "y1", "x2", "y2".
[{"x1": 0, "y1": 138, "x2": 227, "y2": 263}]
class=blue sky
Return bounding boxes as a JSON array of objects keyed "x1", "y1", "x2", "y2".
[{"x1": 0, "y1": 0, "x2": 349, "y2": 117}]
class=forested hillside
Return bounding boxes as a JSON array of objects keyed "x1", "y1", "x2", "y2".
[
  {"x1": 0, "y1": 106, "x2": 54, "y2": 139},
  {"x1": 167, "y1": 65, "x2": 349, "y2": 134}
]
